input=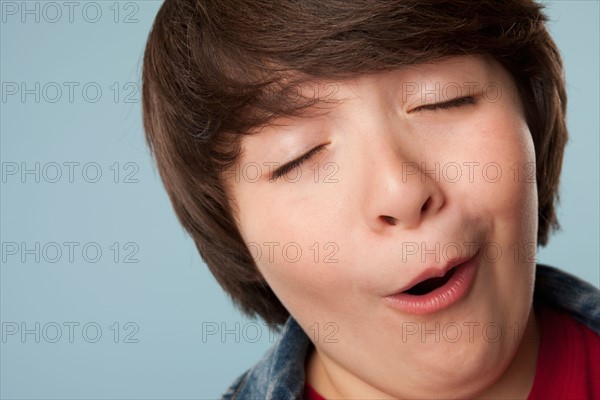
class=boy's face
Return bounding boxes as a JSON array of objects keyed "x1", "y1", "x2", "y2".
[{"x1": 227, "y1": 55, "x2": 538, "y2": 398}]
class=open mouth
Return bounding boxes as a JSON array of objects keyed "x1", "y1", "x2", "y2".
[
  {"x1": 384, "y1": 250, "x2": 480, "y2": 314},
  {"x1": 403, "y1": 266, "x2": 458, "y2": 295}
]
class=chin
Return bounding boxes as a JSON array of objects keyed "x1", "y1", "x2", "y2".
[{"x1": 413, "y1": 340, "x2": 508, "y2": 393}]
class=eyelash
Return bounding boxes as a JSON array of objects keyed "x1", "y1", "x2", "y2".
[
  {"x1": 412, "y1": 95, "x2": 476, "y2": 112},
  {"x1": 269, "y1": 145, "x2": 327, "y2": 182}
]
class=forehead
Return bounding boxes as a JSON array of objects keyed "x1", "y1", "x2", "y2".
[
  {"x1": 251, "y1": 55, "x2": 515, "y2": 130},
  {"x1": 343, "y1": 54, "x2": 511, "y2": 98}
]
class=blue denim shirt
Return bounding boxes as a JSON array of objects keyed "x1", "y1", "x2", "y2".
[{"x1": 221, "y1": 264, "x2": 600, "y2": 399}]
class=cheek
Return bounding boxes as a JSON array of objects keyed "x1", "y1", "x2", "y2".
[
  {"x1": 463, "y1": 110, "x2": 538, "y2": 312},
  {"x1": 234, "y1": 184, "x2": 356, "y2": 314},
  {"x1": 463, "y1": 109, "x2": 538, "y2": 225}
]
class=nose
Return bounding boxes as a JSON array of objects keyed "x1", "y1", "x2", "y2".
[{"x1": 363, "y1": 139, "x2": 445, "y2": 231}]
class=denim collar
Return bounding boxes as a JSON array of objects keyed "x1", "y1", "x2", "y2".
[
  {"x1": 533, "y1": 264, "x2": 600, "y2": 333},
  {"x1": 222, "y1": 314, "x2": 310, "y2": 399}
]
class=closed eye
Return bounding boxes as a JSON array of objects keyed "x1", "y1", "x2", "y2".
[
  {"x1": 411, "y1": 95, "x2": 476, "y2": 113},
  {"x1": 269, "y1": 144, "x2": 328, "y2": 182}
]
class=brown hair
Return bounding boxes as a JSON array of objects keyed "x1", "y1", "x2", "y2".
[{"x1": 142, "y1": 0, "x2": 568, "y2": 325}]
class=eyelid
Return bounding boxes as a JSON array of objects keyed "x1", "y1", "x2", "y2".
[
  {"x1": 269, "y1": 144, "x2": 328, "y2": 182},
  {"x1": 410, "y1": 95, "x2": 476, "y2": 113}
]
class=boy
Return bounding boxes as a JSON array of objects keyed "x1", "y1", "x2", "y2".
[{"x1": 142, "y1": 0, "x2": 599, "y2": 398}]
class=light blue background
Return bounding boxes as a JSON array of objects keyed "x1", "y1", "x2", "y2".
[{"x1": 1, "y1": 1, "x2": 598, "y2": 398}]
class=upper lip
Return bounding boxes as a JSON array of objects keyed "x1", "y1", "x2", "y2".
[{"x1": 387, "y1": 251, "x2": 477, "y2": 296}]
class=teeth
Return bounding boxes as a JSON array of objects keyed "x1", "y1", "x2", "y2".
[{"x1": 404, "y1": 267, "x2": 457, "y2": 296}]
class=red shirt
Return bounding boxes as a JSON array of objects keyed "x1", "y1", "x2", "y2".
[
  {"x1": 528, "y1": 305, "x2": 600, "y2": 399},
  {"x1": 305, "y1": 306, "x2": 600, "y2": 400}
]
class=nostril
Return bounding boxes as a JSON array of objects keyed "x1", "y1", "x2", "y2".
[
  {"x1": 421, "y1": 197, "x2": 432, "y2": 213},
  {"x1": 381, "y1": 215, "x2": 398, "y2": 225}
]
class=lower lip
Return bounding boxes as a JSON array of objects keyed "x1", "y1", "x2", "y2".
[{"x1": 383, "y1": 251, "x2": 480, "y2": 315}]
